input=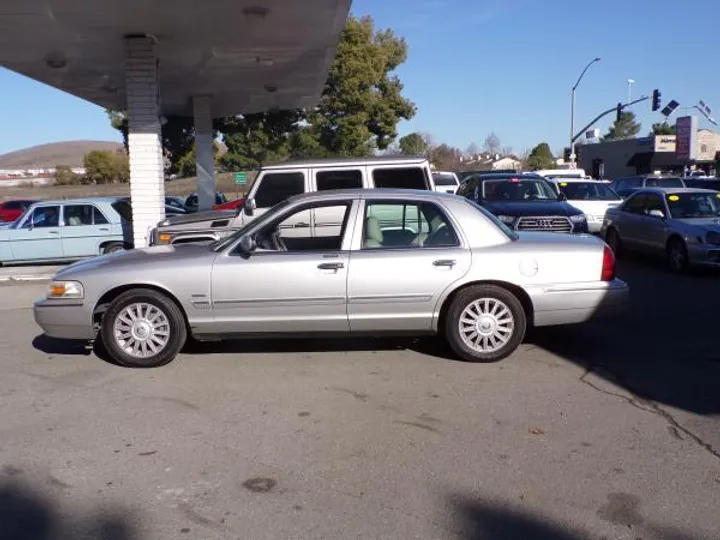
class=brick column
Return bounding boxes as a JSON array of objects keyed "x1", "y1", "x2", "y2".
[
  {"x1": 124, "y1": 36, "x2": 165, "y2": 248},
  {"x1": 193, "y1": 95, "x2": 215, "y2": 212}
]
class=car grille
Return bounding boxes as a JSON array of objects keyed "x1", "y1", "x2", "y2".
[{"x1": 515, "y1": 216, "x2": 572, "y2": 233}]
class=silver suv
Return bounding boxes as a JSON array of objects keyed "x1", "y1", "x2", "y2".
[{"x1": 150, "y1": 155, "x2": 436, "y2": 246}]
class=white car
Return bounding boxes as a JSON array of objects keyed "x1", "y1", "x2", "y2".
[
  {"x1": 432, "y1": 171, "x2": 460, "y2": 194},
  {"x1": 547, "y1": 178, "x2": 623, "y2": 233}
]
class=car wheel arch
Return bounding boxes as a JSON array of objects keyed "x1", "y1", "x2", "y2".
[
  {"x1": 666, "y1": 234, "x2": 685, "y2": 251},
  {"x1": 93, "y1": 284, "x2": 190, "y2": 332},
  {"x1": 435, "y1": 280, "x2": 534, "y2": 335}
]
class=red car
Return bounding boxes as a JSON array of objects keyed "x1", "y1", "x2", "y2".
[
  {"x1": 0, "y1": 199, "x2": 37, "y2": 222},
  {"x1": 213, "y1": 197, "x2": 245, "y2": 211}
]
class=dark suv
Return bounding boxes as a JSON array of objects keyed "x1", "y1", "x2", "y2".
[
  {"x1": 609, "y1": 175, "x2": 685, "y2": 198},
  {"x1": 457, "y1": 173, "x2": 588, "y2": 233}
]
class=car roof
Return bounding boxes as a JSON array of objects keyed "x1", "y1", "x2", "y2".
[
  {"x1": 285, "y1": 188, "x2": 459, "y2": 204},
  {"x1": 633, "y1": 187, "x2": 717, "y2": 195},
  {"x1": 547, "y1": 177, "x2": 597, "y2": 183},
  {"x1": 30, "y1": 196, "x2": 126, "y2": 205},
  {"x1": 466, "y1": 172, "x2": 543, "y2": 180},
  {"x1": 261, "y1": 155, "x2": 428, "y2": 170}
]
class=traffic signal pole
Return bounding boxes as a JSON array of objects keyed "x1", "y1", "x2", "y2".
[{"x1": 571, "y1": 96, "x2": 650, "y2": 144}]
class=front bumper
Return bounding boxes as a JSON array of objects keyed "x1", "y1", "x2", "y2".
[
  {"x1": 528, "y1": 278, "x2": 629, "y2": 327},
  {"x1": 34, "y1": 299, "x2": 94, "y2": 340},
  {"x1": 687, "y1": 244, "x2": 720, "y2": 268}
]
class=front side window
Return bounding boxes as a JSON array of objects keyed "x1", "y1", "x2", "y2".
[
  {"x1": 482, "y1": 178, "x2": 559, "y2": 201},
  {"x1": 624, "y1": 194, "x2": 647, "y2": 214},
  {"x1": 23, "y1": 205, "x2": 61, "y2": 228},
  {"x1": 372, "y1": 167, "x2": 428, "y2": 190},
  {"x1": 249, "y1": 202, "x2": 351, "y2": 253},
  {"x1": 254, "y1": 172, "x2": 305, "y2": 208},
  {"x1": 644, "y1": 194, "x2": 665, "y2": 215},
  {"x1": 316, "y1": 169, "x2": 363, "y2": 191},
  {"x1": 362, "y1": 201, "x2": 459, "y2": 249}
]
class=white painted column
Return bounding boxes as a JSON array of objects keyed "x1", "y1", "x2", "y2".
[
  {"x1": 193, "y1": 95, "x2": 215, "y2": 212},
  {"x1": 124, "y1": 36, "x2": 165, "y2": 248}
]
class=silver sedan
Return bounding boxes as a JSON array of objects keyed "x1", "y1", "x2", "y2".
[
  {"x1": 601, "y1": 187, "x2": 720, "y2": 273},
  {"x1": 34, "y1": 189, "x2": 629, "y2": 367}
]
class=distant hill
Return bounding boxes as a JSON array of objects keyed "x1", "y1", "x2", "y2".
[{"x1": 0, "y1": 140, "x2": 124, "y2": 168}]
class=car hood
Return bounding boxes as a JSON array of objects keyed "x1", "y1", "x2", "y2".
[
  {"x1": 673, "y1": 217, "x2": 720, "y2": 231},
  {"x1": 161, "y1": 208, "x2": 236, "y2": 227},
  {"x1": 54, "y1": 243, "x2": 215, "y2": 279},
  {"x1": 482, "y1": 200, "x2": 583, "y2": 216}
]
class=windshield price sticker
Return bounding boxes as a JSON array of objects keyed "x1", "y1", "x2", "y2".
[
  {"x1": 560, "y1": 182, "x2": 568, "y2": 187},
  {"x1": 668, "y1": 195, "x2": 680, "y2": 202}
]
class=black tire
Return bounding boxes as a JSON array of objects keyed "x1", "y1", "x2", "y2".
[
  {"x1": 667, "y1": 238, "x2": 689, "y2": 274},
  {"x1": 444, "y1": 285, "x2": 527, "y2": 363},
  {"x1": 605, "y1": 228, "x2": 623, "y2": 259},
  {"x1": 103, "y1": 242, "x2": 126, "y2": 255},
  {"x1": 100, "y1": 288, "x2": 187, "y2": 368}
]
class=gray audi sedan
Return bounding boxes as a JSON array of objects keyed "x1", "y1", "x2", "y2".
[
  {"x1": 35, "y1": 189, "x2": 628, "y2": 367},
  {"x1": 602, "y1": 187, "x2": 720, "y2": 273}
]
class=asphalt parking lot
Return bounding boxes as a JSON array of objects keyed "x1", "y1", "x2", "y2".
[{"x1": 0, "y1": 259, "x2": 719, "y2": 540}]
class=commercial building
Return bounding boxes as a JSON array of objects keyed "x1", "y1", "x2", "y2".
[{"x1": 0, "y1": 0, "x2": 351, "y2": 246}]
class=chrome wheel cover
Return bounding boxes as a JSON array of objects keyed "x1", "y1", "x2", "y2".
[
  {"x1": 458, "y1": 298, "x2": 514, "y2": 353},
  {"x1": 113, "y1": 302, "x2": 171, "y2": 359}
]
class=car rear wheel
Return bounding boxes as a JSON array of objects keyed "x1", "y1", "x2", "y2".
[
  {"x1": 667, "y1": 238, "x2": 689, "y2": 274},
  {"x1": 605, "y1": 228, "x2": 623, "y2": 258},
  {"x1": 103, "y1": 242, "x2": 126, "y2": 255},
  {"x1": 445, "y1": 285, "x2": 526, "y2": 363},
  {"x1": 100, "y1": 288, "x2": 187, "y2": 368}
]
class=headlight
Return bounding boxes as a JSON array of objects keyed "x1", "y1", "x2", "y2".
[
  {"x1": 47, "y1": 281, "x2": 84, "y2": 299},
  {"x1": 497, "y1": 214, "x2": 515, "y2": 224},
  {"x1": 569, "y1": 214, "x2": 587, "y2": 223},
  {"x1": 706, "y1": 231, "x2": 720, "y2": 245}
]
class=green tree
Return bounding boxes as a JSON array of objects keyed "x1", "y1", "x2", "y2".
[
  {"x1": 83, "y1": 150, "x2": 129, "y2": 184},
  {"x1": 217, "y1": 109, "x2": 304, "y2": 170},
  {"x1": 398, "y1": 132, "x2": 428, "y2": 155},
  {"x1": 525, "y1": 143, "x2": 556, "y2": 171},
  {"x1": 54, "y1": 165, "x2": 81, "y2": 186},
  {"x1": 175, "y1": 141, "x2": 223, "y2": 177},
  {"x1": 290, "y1": 15, "x2": 416, "y2": 157},
  {"x1": 651, "y1": 122, "x2": 676, "y2": 135},
  {"x1": 603, "y1": 111, "x2": 641, "y2": 140},
  {"x1": 430, "y1": 144, "x2": 462, "y2": 170}
]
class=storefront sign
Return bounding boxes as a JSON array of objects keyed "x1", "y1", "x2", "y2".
[{"x1": 676, "y1": 116, "x2": 698, "y2": 161}]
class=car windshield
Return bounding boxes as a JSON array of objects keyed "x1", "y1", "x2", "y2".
[
  {"x1": 557, "y1": 181, "x2": 620, "y2": 201},
  {"x1": 211, "y1": 199, "x2": 292, "y2": 252},
  {"x1": 645, "y1": 177, "x2": 684, "y2": 188},
  {"x1": 464, "y1": 199, "x2": 519, "y2": 241},
  {"x1": 666, "y1": 192, "x2": 720, "y2": 219},
  {"x1": 433, "y1": 173, "x2": 458, "y2": 186},
  {"x1": 482, "y1": 178, "x2": 559, "y2": 201}
]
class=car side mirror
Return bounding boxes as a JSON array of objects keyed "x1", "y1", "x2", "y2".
[
  {"x1": 238, "y1": 235, "x2": 256, "y2": 253},
  {"x1": 243, "y1": 197, "x2": 256, "y2": 216},
  {"x1": 648, "y1": 209, "x2": 665, "y2": 219}
]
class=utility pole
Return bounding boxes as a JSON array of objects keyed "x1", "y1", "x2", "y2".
[{"x1": 570, "y1": 57, "x2": 601, "y2": 166}]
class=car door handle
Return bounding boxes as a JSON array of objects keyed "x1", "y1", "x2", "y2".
[
  {"x1": 48, "y1": 231, "x2": 59, "y2": 235},
  {"x1": 295, "y1": 222, "x2": 310, "y2": 228},
  {"x1": 317, "y1": 262, "x2": 344, "y2": 270},
  {"x1": 99, "y1": 227, "x2": 109, "y2": 231},
  {"x1": 433, "y1": 259, "x2": 456, "y2": 267}
]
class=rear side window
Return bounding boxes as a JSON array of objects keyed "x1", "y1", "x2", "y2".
[
  {"x1": 372, "y1": 167, "x2": 428, "y2": 190},
  {"x1": 316, "y1": 169, "x2": 363, "y2": 191},
  {"x1": 255, "y1": 172, "x2": 305, "y2": 208}
]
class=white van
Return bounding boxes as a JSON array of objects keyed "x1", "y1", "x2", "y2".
[{"x1": 545, "y1": 177, "x2": 623, "y2": 233}]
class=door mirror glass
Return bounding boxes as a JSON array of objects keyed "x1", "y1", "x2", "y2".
[
  {"x1": 648, "y1": 209, "x2": 665, "y2": 219},
  {"x1": 238, "y1": 235, "x2": 256, "y2": 253},
  {"x1": 244, "y1": 197, "x2": 257, "y2": 216}
]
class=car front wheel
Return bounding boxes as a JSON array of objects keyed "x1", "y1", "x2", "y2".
[
  {"x1": 667, "y1": 238, "x2": 689, "y2": 274},
  {"x1": 100, "y1": 288, "x2": 187, "y2": 367},
  {"x1": 445, "y1": 285, "x2": 526, "y2": 363}
]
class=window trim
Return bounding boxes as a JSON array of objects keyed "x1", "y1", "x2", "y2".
[
  {"x1": 356, "y1": 199, "x2": 462, "y2": 252},
  {"x1": 227, "y1": 199, "x2": 359, "y2": 257},
  {"x1": 62, "y1": 203, "x2": 110, "y2": 227},
  {"x1": 312, "y1": 167, "x2": 366, "y2": 192},
  {"x1": 368, "y1": 164, "x2": 431, "y2": 190},
  {"x1": 20, "y1": 204, "x2": 62, "y2": 229}
]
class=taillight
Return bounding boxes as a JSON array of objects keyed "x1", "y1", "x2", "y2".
[{"x1": 601, "y1": 244, "x2": 616, "y2": 281}]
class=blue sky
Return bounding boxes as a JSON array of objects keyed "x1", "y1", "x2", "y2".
[{"x1": 1, "y1": 0, "x2": 719, "y2": 156}]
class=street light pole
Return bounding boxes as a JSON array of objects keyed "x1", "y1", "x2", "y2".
[{"x1": 570, "y1": 57, "x2": 601, "y2": 166}]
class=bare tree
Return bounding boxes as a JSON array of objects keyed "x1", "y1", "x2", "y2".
[
  {"x1": 501, "y1": 146, "x2": 513, "y2": 157},
  {"x1": 483, "y1": 132, "x2": 501, "y2": 155},
  {"x1": 465, "y1": 142, "x2": 480, "y2": 158}
]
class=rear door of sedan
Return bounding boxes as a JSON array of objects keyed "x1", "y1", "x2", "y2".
[{"x1": 346, "y1": 196, "x2": 471, "y2": 332}]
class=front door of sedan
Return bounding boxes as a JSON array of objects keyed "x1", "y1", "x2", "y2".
[
  {"x1": 10, "y1": 205, "x2": 64, "y2": 262},
  {"x1": 210, "y1": 200, "x2": 359, "y2": 334},
  {"x1": 347, "y1": 200, "x2": 471, "y2": 332},
  {"x1": 635, "y1": 193, "x2": 670, "y2": 253},
  {"x1": 614, "y1": 193, "x2": 647, "y2": 252}
]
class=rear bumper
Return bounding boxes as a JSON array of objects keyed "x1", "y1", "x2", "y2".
[
  {"x1": 529, "y1": 278, "x2": 629, "y2": 327},
  {"x1": 33, "y1": 299, "x2": 94, "y2": 340}
]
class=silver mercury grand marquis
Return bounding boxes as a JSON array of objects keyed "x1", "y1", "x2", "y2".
[{"x1": 34, "y1": 189, "x2": 629, "y2": 368}]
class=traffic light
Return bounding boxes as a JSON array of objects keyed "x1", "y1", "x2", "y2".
[
  {"x1": 652, "y1": 89, "x2": 661, "y2": 112},
  {"x1": 616, "y1": 102, "x2": 623, "y2": 122}
]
